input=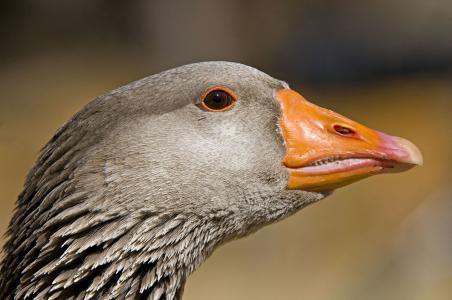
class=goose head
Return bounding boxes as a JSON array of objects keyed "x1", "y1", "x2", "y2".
[{"x1": 0, "y1": 61, "x2": 422, "y2": 299}]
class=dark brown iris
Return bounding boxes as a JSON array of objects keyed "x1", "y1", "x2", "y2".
[{"x1": 201, "y1": 87, "x2": 236, "y2": 111}]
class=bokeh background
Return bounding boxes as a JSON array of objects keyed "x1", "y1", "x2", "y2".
[{"x1": 1, "y1": 1, "x2": 451, "y2": 299}]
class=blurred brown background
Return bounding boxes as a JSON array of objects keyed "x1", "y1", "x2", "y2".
[{"x1": 1, "y1": 1, "x2": 451, "y2": 299}]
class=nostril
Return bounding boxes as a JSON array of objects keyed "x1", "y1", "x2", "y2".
[{"x1": 333, "y1": 124, "x2": 356, "y2": 136}]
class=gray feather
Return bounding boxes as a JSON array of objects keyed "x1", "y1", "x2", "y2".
[{"x1": 0, "y1": 62, "x2": 324, "y2": 299}]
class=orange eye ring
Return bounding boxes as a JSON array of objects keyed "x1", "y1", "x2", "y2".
[{"x1": 199, "y1": 86, "x2": 238, "y2": 112}]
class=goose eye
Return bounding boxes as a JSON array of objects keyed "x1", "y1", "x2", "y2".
[{"x1": 200, "y1": 87, "x2": 237, "y2": 112}]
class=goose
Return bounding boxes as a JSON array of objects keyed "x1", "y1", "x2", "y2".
[{"x1": 0, "y1": 61, "x2": 422, "y2": 300}]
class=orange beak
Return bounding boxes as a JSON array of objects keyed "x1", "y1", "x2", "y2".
[{"x1": 276, "y1": 89, "x2": 423, "y2": 192}]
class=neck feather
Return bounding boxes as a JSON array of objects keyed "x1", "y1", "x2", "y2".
[{"x1": 2, "y1": 203, "x2": 224, "y2": 299}]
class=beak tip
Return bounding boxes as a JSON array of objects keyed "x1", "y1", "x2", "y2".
[
  {"x1": 391, "y1": 136, "x2": 423, "y2": 166},
  {"x1": 378, "y1": 132, "x2": 423, "y2": 167},
  {"x1": 409, "y1": 147, "x2": 423, "y2": 166}
]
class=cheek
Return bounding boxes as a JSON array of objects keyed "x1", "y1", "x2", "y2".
[
  {"x1": 208, "y1": 126, "x2": 260, "y2": 171},
  {"x1": 187, "y1": 106, "x2": 287, "y2": 179}
]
